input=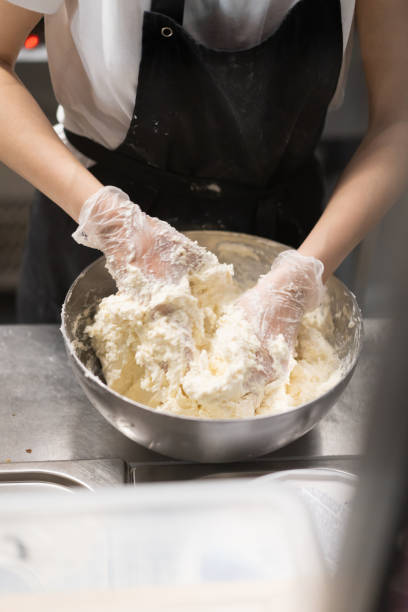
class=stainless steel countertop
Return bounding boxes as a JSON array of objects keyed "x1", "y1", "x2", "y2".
[{"x1": 0, "y1": 321, "x2": 387, "y2": 466}]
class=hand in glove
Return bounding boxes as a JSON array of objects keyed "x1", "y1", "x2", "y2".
[
  {"x1": 236, "y1": 250, "x2": 325, "y2": 382},
  {"x1": 72, "y1": 186, "x2": 210, "y2": 288}
]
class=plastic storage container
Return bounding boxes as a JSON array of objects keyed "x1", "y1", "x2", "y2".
[{"x1": 0, "y1": 480, "x2": 328, "y2": 611}]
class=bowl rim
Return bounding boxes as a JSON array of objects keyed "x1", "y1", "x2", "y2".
[{"x1": 60, "y1": 234, "x2": 364, "y2": 425}]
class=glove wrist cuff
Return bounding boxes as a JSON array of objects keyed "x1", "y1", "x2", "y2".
[{"x1": 270, "y1": 249, "x2": 325, "y2": 312}]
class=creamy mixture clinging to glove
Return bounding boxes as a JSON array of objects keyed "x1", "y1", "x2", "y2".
[{"x1": 74, "y1": 186, "x2": 342, "y2": 419}]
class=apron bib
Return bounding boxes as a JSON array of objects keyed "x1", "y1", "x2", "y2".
[{"x1": 18, "y1": 0, "x2": 343, "y2": 323}]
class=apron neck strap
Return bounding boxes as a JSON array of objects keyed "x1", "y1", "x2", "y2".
[{"x1": 151, "y1": 0, "x2": 185, "y2": 24}]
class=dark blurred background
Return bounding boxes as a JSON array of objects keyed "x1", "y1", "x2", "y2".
[
  {"x1": 0, "y1": 23, "x2": 402, "y2": 322},
  {"x1": 0, "y1": 19, "x2": 56, "y2": 322}
]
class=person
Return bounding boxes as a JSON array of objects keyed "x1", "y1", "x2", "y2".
[{"x1": 0, "y1": 0, "x2": 407, "y2": 374}]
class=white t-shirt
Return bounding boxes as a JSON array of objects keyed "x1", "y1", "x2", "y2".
[{"x1": 9, "y1": 0, "x2": 355, "y2": 152}]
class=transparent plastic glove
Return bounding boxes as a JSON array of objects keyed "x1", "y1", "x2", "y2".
[
  {"x1": 236, "y1": 250, "x2": 324, "y2": 382},
  {"x1": 72, "y1": 186, "x2": 211, "y2": 288}
]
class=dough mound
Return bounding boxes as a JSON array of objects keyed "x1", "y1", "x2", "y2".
[{"x1": 86, "y1": 252, "x2": 341, "y2": 419}]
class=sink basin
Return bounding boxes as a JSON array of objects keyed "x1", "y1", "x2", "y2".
[
  {"x1": 0, "y1": 481, "x2": 77, "y2": 495},
  {"x1": 0, "y1": 459, "x2": 125, "y2": 493},
  {"x1": 128, "y1": 457, "x2": 360, "y2": 483}
]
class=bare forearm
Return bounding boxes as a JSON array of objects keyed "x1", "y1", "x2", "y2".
[
  {"x1": 300, "y1": 0, "x2": 408, "y2": 281},
  {"x1": 0, "y1": 61, "x2": 101, "y2": 221},
  {"x1": 298, "y1": 120, "x2": 408, "y2": 280}
]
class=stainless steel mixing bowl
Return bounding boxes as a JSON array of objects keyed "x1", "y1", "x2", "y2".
[{"x1": 61, "y1": 231, "x2": 363, "y2": 463}]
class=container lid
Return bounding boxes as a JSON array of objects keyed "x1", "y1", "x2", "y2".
[{"x1": 252, "y1": 468, "x2": 357, "y2": 572}]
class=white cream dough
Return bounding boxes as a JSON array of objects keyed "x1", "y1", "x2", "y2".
[{"x1": 86, "y1": 250, "x2": 342, "y2": 419}]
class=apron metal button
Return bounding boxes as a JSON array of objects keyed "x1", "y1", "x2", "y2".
[{"x1": 161, "y1": 26, "x2": 173, "y2": 38}]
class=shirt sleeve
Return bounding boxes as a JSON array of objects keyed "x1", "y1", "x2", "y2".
[{"x1": 6, "y1": 0, "x2": 63, "y2": 14}]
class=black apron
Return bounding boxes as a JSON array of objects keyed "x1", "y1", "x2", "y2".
[{"x1": 17, "y1": 0, "x2": 343, "y2": 323}]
